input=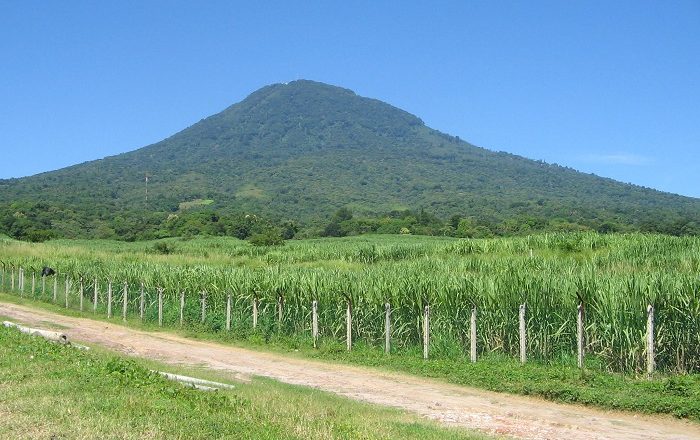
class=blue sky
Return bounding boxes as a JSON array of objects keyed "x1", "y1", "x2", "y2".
[{"x1": 1, "y1": 1, "x2": 698, "y2": 197}]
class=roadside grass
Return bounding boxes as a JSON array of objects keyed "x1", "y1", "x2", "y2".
[
  {"x1": 2, "y1": 292, "x2": 699, "y2": 423},
  {"x1": 0, "y1": 323, "x2": 487, "y2": 440},
  {"x1": 306, "y1": 343, "x2": 700, "y2": 421}
]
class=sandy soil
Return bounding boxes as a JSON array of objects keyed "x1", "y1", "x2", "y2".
[{"x1": 1, "y1": 301, "x2": 699, "y2": 440}]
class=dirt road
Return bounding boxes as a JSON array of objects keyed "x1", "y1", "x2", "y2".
[{"x1": 1, "y1": 302, "x2": 698, "y2": 440}]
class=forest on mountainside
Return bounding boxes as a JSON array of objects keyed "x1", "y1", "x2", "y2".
[{"x1": 1, "y1": 80, "x2": 698, "y2": 242}]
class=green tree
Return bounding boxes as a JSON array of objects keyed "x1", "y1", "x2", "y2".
[{"x1": 249, "y1": 228, "x2": 284, "y2": 246}]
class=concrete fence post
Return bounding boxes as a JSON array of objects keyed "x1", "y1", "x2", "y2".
[
  {"x1": 65, "y1": 276, "x2": 70, "y2": 308},
  {"x1": 31, "y1": 272, "x2": 36, "y2": 298},
  {"x1": 252, "y1": 296, "x2": 259, "y2": 329},
  {"x1": 312, "y1": 300, "x2": 318, "y2": 348},
  {"x1": 519, "y1": 303, "x2": 527, "y2": 364},
  {"x1": 346, "y1": 299, "x2": 352, "y2": 352},
  {"x1": 226, "y1": 293, "x2": 231, "y2": 331},
  {"x1": 423, "y1": 305, "x2": 430, "y2": 360},
  {"x1": 53, "y1": 276, "x2": 58, "y2": 303},
  {"x1": 93, "y1": 278, "x2": 98, "y2": 313},
  {"x1": 122, "y1": 282, "x2": 128, "y2": 321},
  {"x1": 277, "y1": 295, "x2": 283, "y2": 330},
  {"x1": 577, "y1": 303, "x2": 585, "y2": 369},
  {"x1": 384, "y1": 302, "x2": 391, "y2": 354},
  {"x1": 107, "y1": 281, "x2": 112, "y2": 318},
  {"x1": 139, "y1": 282, "x2": 145, "y2": 321},
  {"x1": 201, "y1": 291, "x2": 207, "y2": 324},
  {"x1": 79, "y1": 278, "x2": 84, "y2": 312},
  {"x1": 470, "y1": 306, "x2": 477, "y2": 363},
  {"x1": 180, "y1": 291, "x2": 185, "y2": 326},
  {"x1": 647, "y1": 304, "x2": 655, "y2": 378},
  {"x1": 158, "y1": 287, "x2": 163, "y2": 327}
]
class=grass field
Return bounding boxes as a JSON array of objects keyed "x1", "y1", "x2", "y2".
[
  {"x1": 1, "y1": 232, "x2": 698, "y2": 374},
  {"x1": 0, "y1": 323, "x2": 484, "y2": 439},
  {"x1": 1, "y1": 232, "x2": 699, "y2": 420}
]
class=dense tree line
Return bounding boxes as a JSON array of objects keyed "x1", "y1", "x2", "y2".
[
  {"x1": 1, "y1": 200, "x2": 697, "y2": 245},
  {"x1": 0, "y1": 202, "x2": 294, "y2": 245},
  {"x1": 320, "y1": 208, "x2": 699, "y2": 238}
]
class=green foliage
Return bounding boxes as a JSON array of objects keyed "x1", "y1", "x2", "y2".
[
  {"x1": 249, "y1": 229, "x2": 285, "y2": 247},
  {"x1": 2, "y1": 232, "x2": 699, "y2": 376},
  {"x1": 322, "y1": 221, "x2": 345, "y2": 237},
  {"x1": 280, "y1": 220, "x2": 299, "y2": 240},
  {"x1": 151, "y1": 241, "x2": 175, "y2": 254},
  {"x1": 333, "y1": 207, "x2": 354, "y2": 222}
]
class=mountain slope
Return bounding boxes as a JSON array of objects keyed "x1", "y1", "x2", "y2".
[{"x1": 1, "y1": 80, "x2": 698, "y2": 238}]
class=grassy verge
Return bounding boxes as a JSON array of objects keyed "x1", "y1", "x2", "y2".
[
  {"x1": 0, "y1": 323, "x2": 487, "y2": 440},
  {"x1": 2, "y1": 292, "x2": 699, "y2": 423},
  {"x1": 305, "y1": 344, "x2": 700, "y2": 420}
]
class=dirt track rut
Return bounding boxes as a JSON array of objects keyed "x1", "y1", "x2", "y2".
[{"x1": 1, "y1": 302, "x2": 699, "y2": 440}]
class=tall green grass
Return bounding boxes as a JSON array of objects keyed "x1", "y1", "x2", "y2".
[{"x1": 1, "y1": 232, "x2": 698, "y2": 374}]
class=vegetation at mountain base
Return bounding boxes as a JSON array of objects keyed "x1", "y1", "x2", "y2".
[
  {"x1": 0, "y1": 80, "x2": 698, "y2": 242},
  {"x1": 0, "y1": 324, "x2": 482, "y2": 440}
]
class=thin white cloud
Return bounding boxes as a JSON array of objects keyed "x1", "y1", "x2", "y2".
[{"x1": 579, "y1": 153, "x2": 653, "y2": 166}]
